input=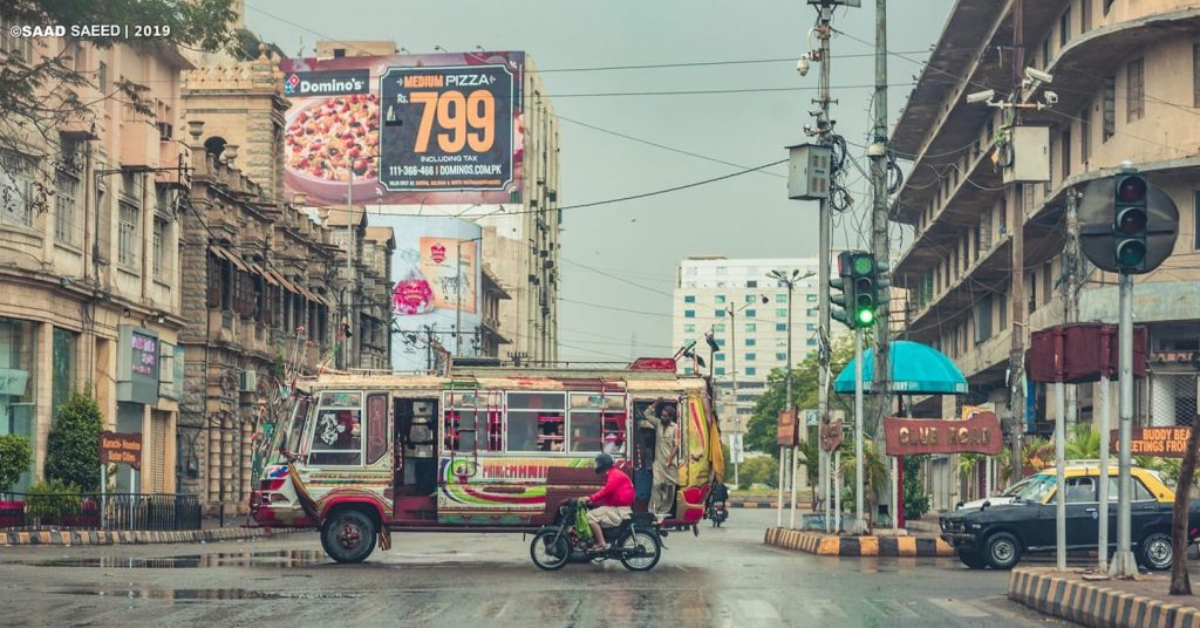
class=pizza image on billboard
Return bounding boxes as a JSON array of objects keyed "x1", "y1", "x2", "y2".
[{"x1": 379, "y1": 65, "x2": 516, "y2": 192}]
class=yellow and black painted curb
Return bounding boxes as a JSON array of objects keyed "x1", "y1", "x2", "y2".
[
  {"x1": 1008, "y1": 568, "x2": 1200, "y2": 628},
  {"x1": 729, "y1": 499, "x2": 775, "y2": 508},
  {"x1": 0, "y1": 527, "x2": 300, "y2": 547},
  {"x1": 764, "y1": 526, "x2": 955, "y2": 557}
]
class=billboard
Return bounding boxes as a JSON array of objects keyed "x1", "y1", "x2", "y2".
[
  {"x1": 377, "y1": 215, "x2": 483, "y2": 371},
  {"x1": 280, "y1": 52, "x2": 525, "y2": 206}
]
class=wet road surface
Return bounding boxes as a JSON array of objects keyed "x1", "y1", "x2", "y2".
[{"x1": 0, "y1": 510, "x2": 1065, "y2": 628}]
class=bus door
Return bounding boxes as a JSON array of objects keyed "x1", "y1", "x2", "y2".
[
  {"x1": 438, "y1": 390, "x2": 502, "y2": 523},
  {"x1": 393, "y1": 398, "x2": 438, "y2": 521}
]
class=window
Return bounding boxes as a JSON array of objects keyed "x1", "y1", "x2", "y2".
[
  {"x1": 776, "y1": 323, "x2": 787, "y2": 332},
  {"x1": 1041, "y1": 39, "x2": 1050, "y2": 68},
  {"x1": 1127, "y1": 58, "x2": 1144, "y2": 122},
  {"x1": 1104, "y1": 0, "x2": 1114, "y2": 15},
  {"x1": 807, "y1": 338, "x2": 817, "y2": 347},
  {"x1": 152, "y1": 217, "x2": 168, "y2": 279},
  {"x1": 806, "y1": 294, "x2": 818, "y2": 302},
  {"x1": 715, "y1": 295, "x2": 726, "y2": 304},
  {"x1": 745, "y1": 323, "x2": 756, "y2": 333},
  {"x1": 1059, "y1": 8, "x2": 1071, "y2": 47},
  {"x1": 1103, "y1": 76, "x2": 1116, "y2": 141},
  {"x1": 684, "y1": 295, "x2": 695, "y2": 303},
  {"x1": 745, "y1": 367, "x2": 757, "y2": 377},
  {"x1": 775, "y1": 294, "x2": 786, "y2": 303},
  {"x1": 1081, "y1": 0, "x2": 1092, "y2": 32},
  {"x1": 775, "y1": 352, "x2": 787, "y2": 362},
  {"x1": 118, "y1": 202, "x2": 139, "y2": 269},
  {"x1": 716, "y1": 338, "x2": 726, "y2": 346},
  {"x1": 52, "y1": 327, "x2": 77, "y2": 414},
  {"x1": 716, "y1": 309, "x2": 726, "y2": 318},
  {"x1": 974, "y1": 293, "x2": 994, "y2": 344},
  {"x1": 745, "y1": 338, "x2": 757, "y2": 347},
  {"x1": 745, "y1": 353, "x2": 756, "y2": 361},
  {"x1": 569, "y1": 393, "x2": 625, "y2": 454},
  {"x1": 365, "y1": 393, "x2": 389, "y2": 465},
  {"x1": 0, "y1": 18, "x2": 34, "y2": 61},
  {"x1": 745, "y1": 295, "x2": 755, "y2": 303},
  {"x1": 1028, "y1": 272, "x2": 1038, "y2": 313},
  {"x1": 1060, "y1": 129, "x2": 1071, "y2": 180},
  {"x1": 684, "y1": 310, "x2": 695, "y2": 318},
  {"x1": 1065, "y1": 476, "x2": 1096, "y2": 503},
  {"x1": 998, "y1": 290, "x2": 1009, "y2": 329},
  {"x1": 98, "y1": 61, "x2": 108, "y2": 93},
  {"x1": 1043, "y1": 264, "x2": 1054, "y2": 305},
  {"x1": 309, "y1": 392, "x2": 364, "y2": 466},
  {"x1": 684, "y1": 324, "x2": 696, "y2": 333},
  {"x1": 715, "y1": 266, "x2": 727, "y2": 275},
  {"x1": 745, "y1": 309, "x2": 756, "y2": 318},
  {"x1": 1195, "y1": 44, "x2": 1200, "y2": 107},
  {"x1": 54, "y1": 139, "x2": 82, "y2": 245},
  {"x1": 806, "y1": 308, "x2": 817, "y2": 317},
  {"x1": 746, "y1": 280, "x2": 757, "y2": 288},
  {"x1": 506, "y1": 392, "x2": 565, "y2": 453},
  {"x1": 1080, "y1": 108, "x2": 1091, "y2": 163},
  {"x1": 776, "y1": 308, "x2": 787, "y2": 318},
  {"x1": 683, "y1": 367, "x2": 694, "y2": 375},
  {"x1": 715, "y1": 367, "x2": 726, "y2": 376},
  {"x1": 715, "y1": 353, "x2": 725, "y2": 362},
  {"x1": 0, "y1": 151, "x2": 34, "y2": 227},
  {"x1": 807, "y1": 323, "x2": 816, "y2": 332},
  {"x1": 1195, "y1": 192, "x2": 1200, "y2": 250},
  {"x1": 1133, "y1": 478, "x2": 1157, "y2": 501},
  {"x1": 715, "y1": 323, "x2": 726, "y2": 332}
]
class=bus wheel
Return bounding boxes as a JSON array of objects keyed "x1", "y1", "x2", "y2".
[{"x1": 321, "y1": 509, "x2": 377, "y2": 564}]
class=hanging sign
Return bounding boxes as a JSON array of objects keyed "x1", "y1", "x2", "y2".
[
  {"x1": 884, "y1": 412, "x2": 1003, "y2": 456},
  {"x1": 777, "y1": 410, "x2": 799, "y2": 447}
]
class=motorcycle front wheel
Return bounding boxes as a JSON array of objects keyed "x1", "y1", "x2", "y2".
[
  {"x1": 618, "y1": 529, "x2": 662, "y2": 571},
  {"x1": 530, "y1": 530, "x2": 571, "y2": 571}
]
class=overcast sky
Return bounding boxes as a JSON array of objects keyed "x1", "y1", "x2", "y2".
[{"x1": 248, "y1": 0, "x2": 956, "y2": 362}]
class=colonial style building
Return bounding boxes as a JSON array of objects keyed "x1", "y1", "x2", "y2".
[
  {"x1": 891, "y1": 0, "x2": 1200, "y2": 510},
  {"x1": 0, "y1": 31, "x2": 191, "y2": 493}
]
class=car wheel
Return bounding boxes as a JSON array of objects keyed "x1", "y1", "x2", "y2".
[
  {"x1": 957, "y1": 550, "x2": 988, "y2": 569},
  {"x1": 984, "y1": 532, "x2": 1021, "y2": 570},
  {"x1": 1139, "y1": 532, "x2": 1173, "y2": 571},
  {"x1": 320, "y1": 509, "x2": 377, "y2": 564}
]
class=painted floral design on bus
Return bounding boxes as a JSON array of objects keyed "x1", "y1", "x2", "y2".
[{"x1": 438, "y1": 457, "x2": 592, "y2": 509}]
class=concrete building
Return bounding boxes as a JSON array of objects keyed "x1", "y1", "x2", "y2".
[
  {"x1": 479, "y1": 265, "x2": 513, "y2": 359},
  {"x1": 0, "y1": 33, "x2": 192, "y2": 492},
  {"x1": 890, "y1": 0, "x2": 1200, "y2": 509},
  {"x1": 323, "y1": 207, "x2": 394, "y2": 371},
  {"x1": 671, "y1": 257, "x2": 826, "y2": 436}
]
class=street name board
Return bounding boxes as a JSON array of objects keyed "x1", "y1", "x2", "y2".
[
  {"x1": 883, "y1": 412, "x2": 1003, "y2": 456},
  {"x1": 99, "y1": 431, "x2": 142, "y2": 470},
  {"x1": 1111, "y1": 427, "x2": 1198, "y2": 458},
  {"x1": 777, "y1": 410, "x2": 799, "y2": 447}
]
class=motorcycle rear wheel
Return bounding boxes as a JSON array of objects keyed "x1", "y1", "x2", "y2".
[{"x1": 530, "y1": 530, "x2": 571, "y2": 571}]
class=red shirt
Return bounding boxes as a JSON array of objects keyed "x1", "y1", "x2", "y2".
[{"x1": 589, "y1": 468, "x2": 635, "y2": 508}]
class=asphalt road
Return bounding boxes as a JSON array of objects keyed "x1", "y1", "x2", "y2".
[{"x1": 0, "y1": 510, "x2": 1065, "y2": 628}]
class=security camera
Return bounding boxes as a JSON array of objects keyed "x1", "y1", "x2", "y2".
[
  {"x1": 1043, "y1": 90, "x2": 1059, "y2": 105},
  {"x1": 1024, "y1": 67, "x2": 1054, "y2": 84},
  {"x1": 966, "y1": 89, "x2": 995, "y2": 104},
  {"x1": 797, "y1": 54, "x2": 811, "y2": 77}
]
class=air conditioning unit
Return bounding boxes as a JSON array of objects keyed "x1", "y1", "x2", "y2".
[
  {"x1": 239, "y1": 370, "x2": 257, "y2": 392},
  {"x1": 157, "y1": 122, "x2": 173, "y2": 142}
]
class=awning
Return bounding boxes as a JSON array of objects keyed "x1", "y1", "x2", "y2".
[
  {"x1": 211, "y1": 245, "x2": 250, "y2": 273},
  {"x1": 249, "y1": 263, "x2": 278, "y2": 287},
  {"x1": 834, "y1": 340, "x2": 969, "y2": 395},
  {"x1": 268, "y1": 269, "x2": 300, "y2": 295}
]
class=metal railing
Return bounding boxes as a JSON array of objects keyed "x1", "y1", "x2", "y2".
[{"x1": 0, "y1": 492, "x2": 202, "y2": 531}]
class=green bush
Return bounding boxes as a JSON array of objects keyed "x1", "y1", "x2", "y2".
[
  {"x1": 738, "y1": 456, "x2": 779, "y2": 489},
  {"x1": 0, "y1": 434, "x2": 32, "y2": 493},
  {"x1": 25, "y1": 480, "x2": 81, "y2": 523},
  {"x1": 45, "y1": 389, "x2": 103, "y2": 492},
  {"x1": 903, "y1": 454, "x2": 931, "y2": 520}
]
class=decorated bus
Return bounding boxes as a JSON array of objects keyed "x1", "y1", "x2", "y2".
[{"x1": 250, "y1": 357, "x2": 725, "y2": 563}]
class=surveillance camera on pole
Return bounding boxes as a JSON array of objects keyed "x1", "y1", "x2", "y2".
[
  {"x1": 1024, "y1": 67, "x2": 1054, "y2": 84},
  {"x1": 966, "y1": 89, "x2": 995, "y2": 105},
  {"x1": 797, "y1": 54, "x2": 811, "y2": 77}
]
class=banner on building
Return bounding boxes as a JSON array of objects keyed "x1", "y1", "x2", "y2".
[
  {"x1": 280, "y1": 52, "x2": 525, "y2": 207},
  {"x1": 883, "y1": 412, "x2": 1003, "y2": 456},
  {"x1": 100, "y1": 431, "x2": 142, "y2": 470}
]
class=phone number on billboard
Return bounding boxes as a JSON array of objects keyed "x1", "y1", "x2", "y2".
[{"x1": 379, "y1": 65, "x2": 515, "y2": 192}]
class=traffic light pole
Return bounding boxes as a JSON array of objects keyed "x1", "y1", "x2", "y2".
[
  {"x1": 854, "y1": 325, "x2": 865, "y2": 535},
  {"x1": 1111, "y1": 271, "x2": 1137, "y2": 577}
]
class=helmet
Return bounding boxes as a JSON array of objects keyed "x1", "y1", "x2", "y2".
[{"x1": 594, "y1": 453, "x2": 615, "y2": 475}]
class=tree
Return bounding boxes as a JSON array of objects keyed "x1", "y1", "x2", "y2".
[
  {"x1": 0, "y1": 1, "x2": 238, "y2": 211},
  {"x1": 1170, "y1": 423, "x2": 1200, "y2": 595},
  {"x1": 0, "y1": 434, "x2": 32, "y2": 493},
  {"x1": 738, "y1": 456, "x2": 779, "y2": 489},
  {"x1": 903, "y1": 454, "x2": 931, "y2": 520},
  {"x1": 744, "y1": 336, "x2": 856, "y2": 456},
  {"x1": 44, "y1": 389, "x2": 103, "y2": 492},
  {"x1": 838, "y1": 438, "x2": 889, "y2": 517}
]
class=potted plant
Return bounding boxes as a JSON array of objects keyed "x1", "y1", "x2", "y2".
[{"x1": 0, "y1": 434, "x2": 32, "y2": 527}]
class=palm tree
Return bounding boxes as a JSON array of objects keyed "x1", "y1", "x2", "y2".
[
  {"x1": 998, "y1": 436, "x2": 1054, "y2": 483},
  {"x1": 839, "y1": 439, "x2": 890, "y2": 520},
  {"x1": 1064, "y1": 425, "x2": 1100, "y2": 460}
]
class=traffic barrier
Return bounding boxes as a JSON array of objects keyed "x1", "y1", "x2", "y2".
[
  {"x1": 1008, "y1": 568, "x2": 1200, "y2": 628},
  {"x1": 764, "y1": 526, "x2": 953, "y2": 557}
]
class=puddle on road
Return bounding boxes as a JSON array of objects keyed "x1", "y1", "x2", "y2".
[
  {"x1": 10, "y1": 550, "x2": 329, "y2": 569},
  {"x1": 51, "y1": 588, "x2": 359, "y2": 601}
]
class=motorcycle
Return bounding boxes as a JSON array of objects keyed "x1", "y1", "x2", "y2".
[
  {"x1": 707, "y1": 500, "x2": 728, "y2": 527},
  {"x1": 529, "y1": 499, "x2": 663, "y2": 571}
]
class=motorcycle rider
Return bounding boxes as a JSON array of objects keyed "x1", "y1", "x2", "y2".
[
  {"x1": 583, "y1": 453, "x2": 634, "y2": 551},
  {"x1": 708, "y1": 480, "x2": 730, "y2": 523}
]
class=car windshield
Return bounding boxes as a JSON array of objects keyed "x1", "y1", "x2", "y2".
[
  {"x1": 1014, "y1": 474, "x2": 1058, "y2": 503},
  {"x1": 999, "y1": 476, "x2": 1038, "y2": 498}
]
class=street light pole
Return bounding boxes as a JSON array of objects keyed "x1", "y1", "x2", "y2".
[
  {"x1": 1111, "y1": 271, "x2": 1137, "y2": 577},
  {"x1": 769, "y1": 268, "x2": 809, "y2": 529},
  {"x1": 729, "y1": 304, "x2": 739, "y2": 486}
]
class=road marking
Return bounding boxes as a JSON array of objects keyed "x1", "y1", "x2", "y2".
[
  {"x1": 471, "y1": 599, "x2": 510, "y2": 618},
  {"x1": 864, "y1": 599, "x2": 920, "y2": 618},
  {"x1": 738, "y1": 599, "x2": 781, "y2": 620},
  {"x1": 803, "y1": 598, "x2": 849, "y2": 618},
  {"x1": 927, "y1": 597, "x2": 992, "y2": 618}
]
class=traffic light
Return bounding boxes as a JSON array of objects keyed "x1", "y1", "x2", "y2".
[
  {"x1": 1113, "y1": 174, "x2": 1148, "y2": 271},
  {"x1": 830, "y1": 251, "x2": 853, "y2": 328},
  {"x1": 849, "y1": 252, "x2": 881, "y2": 328}
]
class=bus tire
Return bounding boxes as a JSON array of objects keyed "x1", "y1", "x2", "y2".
[{"x1": 321, "y1": 508, "x2": 377, "y2": 564}]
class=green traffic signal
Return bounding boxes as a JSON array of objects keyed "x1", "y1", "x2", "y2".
[{"x1": 856, "y1": 307, "x2": 875, "y2": 326}]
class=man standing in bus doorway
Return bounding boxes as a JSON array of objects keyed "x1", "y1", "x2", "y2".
[{"x1": 640, "y1": 401, "x2": 679, "y2": 519}]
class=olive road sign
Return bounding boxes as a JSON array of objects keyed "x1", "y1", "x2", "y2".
[
  {"x1": 99, "y1": 430, "x2": 142, "y2": 470},
  {"x1": 1111, "y1": 426, "x2": 1199, "y2": 458}
]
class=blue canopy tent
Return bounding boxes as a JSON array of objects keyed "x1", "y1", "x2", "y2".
[{"x1": 834, "y1": 340, "x2": 968, "y2": 395}]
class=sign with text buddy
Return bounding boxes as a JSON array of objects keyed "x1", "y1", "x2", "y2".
[{"x1": 100, "y1": 431, "x2": 142, "y2": 470}]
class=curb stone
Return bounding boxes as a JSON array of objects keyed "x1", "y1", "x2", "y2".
[
  {"x1": 1008, "y1": 568, "x2": 1200, "y2": 628},
  {"x1": 763, "y1": 526, "x2": 954, "y2": 557},
  {"x1": 0, "y1": 526, "x2": 301, "y2": 547}
]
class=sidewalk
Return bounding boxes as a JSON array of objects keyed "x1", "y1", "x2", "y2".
[
  {"x1": 1009, "y1": 568, "x2": 1200, "y2": 628},
  {"x1": 1, "y1": 517, "x2": 302, "y2": 547}
]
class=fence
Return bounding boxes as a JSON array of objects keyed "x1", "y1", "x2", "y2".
[
  {"x1": 0, "y1": 492, "x2": 202, "y2": 531},
  {"x1": 1148, "y1": 371, "x2": 1199, "y2": 427}
]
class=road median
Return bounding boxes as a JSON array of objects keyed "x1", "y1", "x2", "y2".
[
  {"x1": 0, "y1": 526, "x2": 300, "y2": 547},
  {"x1": 1008, "y1": 568, "x2": 1200, "y2": 628},
  {"x1": 764, "y1": 526, "x2": 954, "y2": 557}
]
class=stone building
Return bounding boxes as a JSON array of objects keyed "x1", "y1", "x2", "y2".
[
  {"x1": 0, "y1": 30, "x2": 192, "y2": 492},
  {"x1": 890, "y1": 0, "x2": 1200, "y2": 510}
]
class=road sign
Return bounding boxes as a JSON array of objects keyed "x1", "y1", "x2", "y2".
[
  {"x1": 804, "y1": 409, "x2": 820, "y2": 426},
  {"x1": 729, "y1": 433, "x2": 745, "y2": 464}
]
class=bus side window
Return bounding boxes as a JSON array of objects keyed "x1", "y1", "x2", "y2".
[
  {"x1": 309, "y1": 393, "x2": 364, "y2": 466},
  {"x1": 365, "y1": 393, "x2": 388, "y2": 465}
]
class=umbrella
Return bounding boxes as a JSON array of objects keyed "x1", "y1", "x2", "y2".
[{"x1": 833, "y1": 340, "x2": 968, "y2": 395}]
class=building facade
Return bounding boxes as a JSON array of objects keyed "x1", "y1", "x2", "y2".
[
  {"x1": 0, "y1": 32, "x2": 191, "y2": 493},
  {"x1": 891, "y1": 0, "x2": 1200, "y2": 509},
  {"x1": 671, "y1": 257, "x2": 826, "y2": 435}
]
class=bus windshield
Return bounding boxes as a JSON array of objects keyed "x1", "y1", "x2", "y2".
[{"x1": 269, "y1": 396, "x2": 311, "y2": 465}]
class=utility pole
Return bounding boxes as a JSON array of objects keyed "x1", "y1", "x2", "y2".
[
  {"x1": 1065, "y1": 189, "x2": 1081, "y2": 427},
  {"x1": 869, "y1": 0, "x2": 893, "y2": 528},
  {"x1": 728, "y1": 303, "x2": 740, "y2": 486},
  {"x1": 1007, "y1": 0, "x2": 1027, "y2": 487},
  {"x1": 853, "y1": 325, "x2": 865, "y2": 534},
  {"x1": 1112, "y1": 271, "x2": 1137, "y2": 576}
]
